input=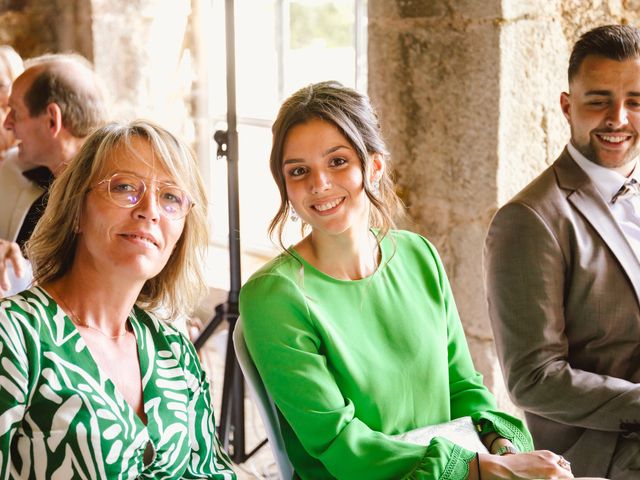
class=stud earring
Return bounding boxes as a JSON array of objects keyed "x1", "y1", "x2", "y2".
[{"x1": 290, "y1": 204, "x2": 299, "y2": 222}]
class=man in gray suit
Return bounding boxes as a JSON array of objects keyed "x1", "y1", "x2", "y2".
[{"x1": 485, "y1": 25, "x2": 640, "y2": 479}]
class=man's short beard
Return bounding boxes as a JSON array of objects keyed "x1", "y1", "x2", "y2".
[{"x1": 571, "y1": 134, "x2": 640, "y2": 169}]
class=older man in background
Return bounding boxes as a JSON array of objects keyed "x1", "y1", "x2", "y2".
[{"x1": 0, "y1": 53, "x2": 108, "y2": 295}]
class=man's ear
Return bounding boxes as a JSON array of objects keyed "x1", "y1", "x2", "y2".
[
  {"x1": 45, "y1": 103, "x2": 63, "y2": 137},
  {"x1": 560, "y1": 91, "x2": 571, "y2": 122}
]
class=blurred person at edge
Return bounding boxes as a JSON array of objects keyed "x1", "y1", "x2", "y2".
[
  {"x1": 239, "y1": 81, "x2": 573, "y2": 480},
  {"x1": 0, "y1": 120, "x2": 236, "y2": 479},
  {"x1": 0, "y1": 45, "x2": 23, "y2": 162},
  {"x1": 0, "y1": 52, "x2": 107, "y2": 297}
]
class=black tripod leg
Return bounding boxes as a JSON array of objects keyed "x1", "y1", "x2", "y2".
[
  {"x1": 229, "y1": 344, "x2": 246, "y2": 462},
  {"x1": 218, "y1": 312, "x2": 242, "y2": 457},
  {"x1": 194, "y1": 303, "x2": 226, "y2": 351}
]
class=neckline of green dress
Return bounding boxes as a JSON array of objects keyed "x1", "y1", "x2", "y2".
[{"x1": 286, "y1": 229, "x2": 390, "y2": 285}]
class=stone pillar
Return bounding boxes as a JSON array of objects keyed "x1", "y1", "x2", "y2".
[
  {"x1": 369, "y1": 0, "x2": 640, "y2": 412},
  {"x1": 369, "y1": 0, "x2": 508, "y2": 404}
]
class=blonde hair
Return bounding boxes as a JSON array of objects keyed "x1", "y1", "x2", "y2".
[
  {"x1": 27, "y1": 120, "x2": 209, "y2": 318},
  {"x1": 268, "y1": 81, "x2": 404, "y2": 248}
]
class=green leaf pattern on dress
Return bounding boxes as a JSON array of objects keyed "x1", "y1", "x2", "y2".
[{"x1": 0, "y1": 287, "x2": 236, "y2": 480}]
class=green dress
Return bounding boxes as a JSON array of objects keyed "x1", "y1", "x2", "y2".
[
  {"x1": 239, "y1": 230, "x2": 533, "y2": 480},
  {"x1": 0, "y1": 287, "x2": 236, "y2": 480}
]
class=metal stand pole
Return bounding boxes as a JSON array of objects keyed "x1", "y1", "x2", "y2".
[{"x1": 193, "y1": 0, "x2": 265, "y2": 464}]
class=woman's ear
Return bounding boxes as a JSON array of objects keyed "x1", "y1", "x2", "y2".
[{"x1": 369, "y1": 153, "x2": 384, "y2": 183}]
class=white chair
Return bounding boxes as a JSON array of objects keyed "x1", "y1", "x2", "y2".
[{"x1": 232, "y1": 319, "x2": 294, "y2": 480}]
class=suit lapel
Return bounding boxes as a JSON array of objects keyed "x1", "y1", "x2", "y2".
[{"x1": 554, "y1": 149, "x2": 640, "y2": 305}]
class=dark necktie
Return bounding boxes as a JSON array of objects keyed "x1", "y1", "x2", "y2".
[{"x1": 611, "y1": 178, "x2": 640, "y2": 204}]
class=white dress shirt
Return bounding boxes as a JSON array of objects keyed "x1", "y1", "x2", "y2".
[{"x1": 567, "y1": 142, "x2": 640, "y2": 262}]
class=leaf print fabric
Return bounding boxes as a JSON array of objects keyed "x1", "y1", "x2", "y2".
[{"x1": 0, "y1": 287, "x2": 236, "y2": 480}]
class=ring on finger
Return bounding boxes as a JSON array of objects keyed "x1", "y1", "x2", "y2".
[{"x1": 557, "y1": 455, "x2": 571, "y2": 471}]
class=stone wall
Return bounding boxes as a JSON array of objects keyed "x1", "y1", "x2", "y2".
[
  {"x1": 0, "y1": 0, "x2": 196, "y2": 140},
  {"x1": 368, "y1": 0, "x2": 507, "y2": 403},
  {"x1": 0, "y1": 0, "x2": 93, "y2": 59},
  {"x1": 368, "y1": 0, "x2": 640, "y2": 411}
]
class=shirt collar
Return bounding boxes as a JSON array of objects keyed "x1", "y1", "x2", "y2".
[{"x1": 567, "y1": 142, "x2": 639, "y2": 203}]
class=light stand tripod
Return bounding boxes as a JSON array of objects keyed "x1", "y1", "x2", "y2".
[{"x1": 193, "y1": 0, "x2": 265, "y2": 464}]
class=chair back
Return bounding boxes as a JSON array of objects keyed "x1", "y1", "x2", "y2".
[{"x1": 233, "y1": 319, "x2": 294, "y2": 480}]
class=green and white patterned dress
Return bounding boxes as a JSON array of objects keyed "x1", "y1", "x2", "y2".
[{"x1": 0, "y1": 287, "x2": 236, "y2": 480}]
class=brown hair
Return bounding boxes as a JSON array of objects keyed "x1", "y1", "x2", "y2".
[
  {"x1": 569, "y1": 25, "x2": 640, "y2": 82},
  {"x1": 27, "y1": 120, "x2": 209, "y2": 318},
  {"x1": 268, "y1": 81, "x2": 404, "y2": 247},
  {"x1": 23, "y1": 53, "x2": 107, "y2": 138}
]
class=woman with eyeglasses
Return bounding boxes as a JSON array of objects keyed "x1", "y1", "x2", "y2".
[
  {"x1": 0, "y1": 120, "x2": 236, "y2": 479},
  {"x1": 239, "y1": 82, "x2": 573, "y2": 479}
]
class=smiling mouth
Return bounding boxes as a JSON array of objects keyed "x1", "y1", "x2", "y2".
[
  {"x1": 312, "y1": 197, "x2": 344, "y2": 212},
  {"x1": 119, "y1": 233, "x2": 158, "y2": 247},
  {"x1": 596, "y1": 133, "x2": 632, "y2": 144}
]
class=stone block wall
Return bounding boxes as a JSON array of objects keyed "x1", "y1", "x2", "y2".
[
  {"x1": 0, "y1": 0, "x2": 196, "y2": 140},
  {"x1": 0, "y1": 0, "x2": 93, "y2": 60},
  {"x1": 369, "y1": 0, "x2": 506, "y2": 404}
]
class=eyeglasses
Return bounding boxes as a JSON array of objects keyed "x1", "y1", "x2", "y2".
[{"x1": 96, "y1": 172, "x2": 194, "y2": 220}]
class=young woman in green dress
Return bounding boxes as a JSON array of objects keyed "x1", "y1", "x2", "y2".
[
  {"x1": 239, "y1": 82, "x2": 572, "y2": 479},
  {"x1": 0, "y1": 120, "x2": 236, "y2": 479}
]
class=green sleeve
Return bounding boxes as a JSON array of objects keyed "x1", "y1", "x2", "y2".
[
  {"x1": 179, "y1": 335, "x2": 236, "y2": 479},
  {"x1": 0, "y1": 302, "x2": 32, "y2": 478},
  {"x1": 427, "y1": 241, "x2": 534, "y2": 453},
  {"x1": 240, "y1": 272, "x2": 475, "y2": 480}
]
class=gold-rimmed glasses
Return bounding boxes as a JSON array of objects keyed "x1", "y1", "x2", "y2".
[{"x1": 96, "y1": 172, "x2": 194, "y2": 220}]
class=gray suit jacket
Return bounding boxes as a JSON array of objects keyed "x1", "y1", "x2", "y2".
[{"x1": 484, "y1": 148, "x2": 640, "y2": 477}]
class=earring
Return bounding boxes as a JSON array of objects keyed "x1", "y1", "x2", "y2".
[
  {"x1": 290, "y1": 204, "x2": 299, "y2": 222},
  {"x1": 371, "y1": 178, "x2": 381, "y2": 197}
]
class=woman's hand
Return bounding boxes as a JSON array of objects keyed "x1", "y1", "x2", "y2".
[{"x1": 473, "y1": 450, "x2": 573, "y2": 479}]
